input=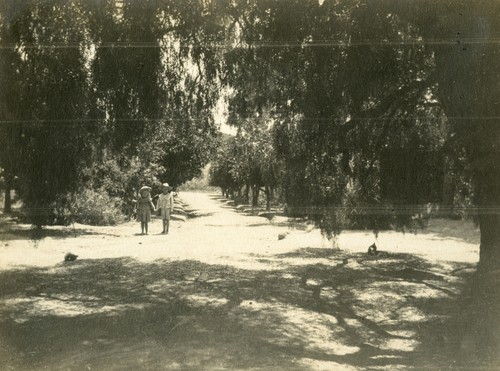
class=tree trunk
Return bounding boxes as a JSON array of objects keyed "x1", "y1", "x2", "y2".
[
  {"x1": 457, "y1": 213, "x2": 500, "y2": 363},
  {"x1": 252, "y1": 185, "x2": 260, "y2": 207},
  {"x1": 442, "y1": 166, "x2": 455, "y2": 216},
  {"x1": 4, "y1": 185, "x2": 12, "y2": 214},
  {"x1": 265, "y1": 186, "x2": 271, "y2": 211},
  {"x1": 457, "y1": 165, "x2": 500, "y2": 363},
  {"x1": 478, "y1": 214, "x2": 500, "y2": 267},
  {"x1": 3, "y1": 171, "x2": 14, "y2": 214},
  {"x1": 244, "y1": 183, "x2": 250, "y2": 204}
]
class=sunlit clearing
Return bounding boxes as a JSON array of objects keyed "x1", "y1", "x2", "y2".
[
  {"x1": 3, "y1": 296, "x2": 147, "y2": 323},
  {"x1": 182, "y1": 294, "x2": 229, "y2": 308},
  {"x1": 232, "y1": 300, "x2": 360, "y2": 356}
]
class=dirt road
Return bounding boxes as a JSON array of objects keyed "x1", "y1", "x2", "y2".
[{"x1": 0, "y1": 192, "x2": 482, "y2": 370}]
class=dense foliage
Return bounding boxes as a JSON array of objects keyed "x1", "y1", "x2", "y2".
[
  {"x1": 0, "y1": 0, "x2": 223, "y2": 225},
  {"x1": 211, "y1": 0, "x2": 449, "y2": 235}
]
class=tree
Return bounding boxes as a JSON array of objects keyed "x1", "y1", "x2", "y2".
[
  {"x1": 0, "y1": 15, "x2": 23, "y2": 213},
  {"x1": 209, "y1": 136, "x2": 240, "y2": 197},
  {"x1": 0, "y1": 0, "x2": 99, "y2": 225},
  {"x1": 336, "y1": 0, "x2": 500, "y2": 266},
  {"x1": 221, "y1": 0, "x2": 445, "y2": 234},
  {"x1": 388, "y1": 0, "x2": 500, "y2": 360}
]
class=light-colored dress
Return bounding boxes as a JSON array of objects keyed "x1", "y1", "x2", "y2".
[
  {"x1": 137, "y1": 196, "x2": 154, "y2": 222},
  {"x1": 156, "y1": 192, "x2": 174, "y2": 220}
]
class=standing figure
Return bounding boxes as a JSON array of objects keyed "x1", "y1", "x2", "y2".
[
  {"x1": 156, "y1": 183, "x2": 174, "y2": 234},
  {"x1": 136, "y1": 186, "x2": 155, "y2": 235}
]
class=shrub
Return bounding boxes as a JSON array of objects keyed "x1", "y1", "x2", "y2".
[{"x1": 67, "y1": 188, "x2": 125, "y2": 226}]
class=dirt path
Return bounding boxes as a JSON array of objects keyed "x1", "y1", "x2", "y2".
[
  {"x1": 0, "y1": 192, "x2": 482, "y2": 370},
  {"x1": 0, "y1": 192, "x2": 479, "y2": 269}
]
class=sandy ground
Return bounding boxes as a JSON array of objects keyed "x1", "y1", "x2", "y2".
[
  {"x1": 0, "y1": 192, "x2": 480, "y2": 269},
  {"x1": 0, "y1": 191, "x2": 485, "y2": 370}
]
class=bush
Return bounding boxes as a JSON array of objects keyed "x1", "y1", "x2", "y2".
[{"x1": 67, "y1": 188, "x2": 125, "y2": 226}]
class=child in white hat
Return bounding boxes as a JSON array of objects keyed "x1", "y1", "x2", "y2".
[{"x1": 156, "y1": 183, "x2": 174, "y2": 234}]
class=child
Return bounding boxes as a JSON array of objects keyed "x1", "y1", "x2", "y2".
[
  {"x1": 136, "y1": 186, "x2": 155, "y2": 235},
  {"x1": 156, "y1": 182, "x2": 174, "y2": 234}
]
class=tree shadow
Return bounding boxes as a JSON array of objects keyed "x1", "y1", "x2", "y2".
[
  {"x1": 0, "y1": 223, "x2": 121, "y2": 241},
  {"x1": 0, "y1": 253, "x2": 490, "y2": 370},
  {"x1": 270, "y1": 247, "x2": 497, "y2": 369}
]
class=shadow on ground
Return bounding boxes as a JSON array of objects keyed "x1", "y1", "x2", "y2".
[
  {"x1": 1, "y1": 247, "x2": 495, "y2": 370},
  {"x1": 0, "y1": 221, "x2": 120, "y2": 242}
]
